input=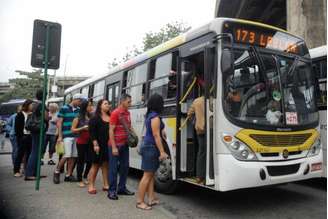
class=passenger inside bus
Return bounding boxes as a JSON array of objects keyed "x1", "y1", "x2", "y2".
[{"x1": 181, "y1": 52, "x2": 207, "y2": 183}]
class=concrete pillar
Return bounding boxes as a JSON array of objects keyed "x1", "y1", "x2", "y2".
[{"x1": 287, "y1": 0, "x2": 327, "y2": 49}]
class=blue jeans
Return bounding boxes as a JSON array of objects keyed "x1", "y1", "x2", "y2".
[
  {"x1": 9, "y1": 135, "x2": 18, "y2": 166},
  {"x1": 26, "y1": 133, "x2": 45, "y2": 177},
  {"x1": 108, "y1": 146, "x2": 129, "y2": 194}
]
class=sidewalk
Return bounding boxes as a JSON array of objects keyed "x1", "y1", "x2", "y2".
[{"x1": 0, "y1": 138, "x2": 173, "y2": 219}]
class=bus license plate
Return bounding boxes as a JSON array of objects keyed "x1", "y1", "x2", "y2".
[{"x1": 311, "y1": 163, "x2": 322, "y2": 172}]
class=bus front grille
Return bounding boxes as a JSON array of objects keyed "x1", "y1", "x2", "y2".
[
  {"x1": 266, "y1": 164, "x2": 300, "y2": 176},
  {"x1": 249, "y1": 134, "x2": 312, "y2": 146}
]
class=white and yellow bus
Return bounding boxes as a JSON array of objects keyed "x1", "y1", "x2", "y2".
[
  {"x1": 310, "y1": 45, "x2": 327, "y2": 177},
  {"x1": 64, "y1": 18, "x2": 323, "y2": 192}
]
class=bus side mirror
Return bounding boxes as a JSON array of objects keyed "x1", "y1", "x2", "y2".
[{"x1": 221, "y1": 48, "x2": 233, "y2": 75}]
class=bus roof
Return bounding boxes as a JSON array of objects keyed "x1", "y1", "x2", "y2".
[
  {"x1": 309, "y1": 45, "x2": 327, "y2": 59},
  {"x1": 64, "y1": 17, "x2": 302, "y2": 95},
  {"x1": 47, "y1": 97, "x2": 64, "y2": 102},
  {"x1": 1, "y1": 99, "x2": 26, "y2": 105}
]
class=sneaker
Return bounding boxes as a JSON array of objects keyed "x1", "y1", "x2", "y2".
[
  {"x1": 14, "y1": 173, "x2": 22, "y2": 177},
  {"x1": 48, "y1": 160, "x2": 56, "y2": 165},
  {"x1": 53, "y1": 172, "x2": 60, "y2": 184},
  {"x1": 107, "y1": 193, "x2": 119, "y2": 200},
  {"x1": 117, "y1": 189, "x2": 135, "y2": 196},
  {"x1": 64, "y1": 175, "x2": 78, "y2": 182}
]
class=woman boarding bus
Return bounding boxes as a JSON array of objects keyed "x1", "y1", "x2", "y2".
[{"x1": 63, "y1": 18, "x2": 323, "y2": 192}]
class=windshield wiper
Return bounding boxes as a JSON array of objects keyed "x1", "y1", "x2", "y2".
[
  {"x1": 249, "y1": 46, "x2": 266, "y2": 81},
  {"x1": 286, "y1": 56, "x2": 299, "y2": 77},
  {"x1": 272, "y1": 55, "x2": 286, "y2": 125}
]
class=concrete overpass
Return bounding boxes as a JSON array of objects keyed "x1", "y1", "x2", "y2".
[{"x1": 215, "y1": 0, "x2": 327, "y2": 48}]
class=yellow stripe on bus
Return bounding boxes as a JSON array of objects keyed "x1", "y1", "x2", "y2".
[{"x1": 234, "y1": 18, "x2": 287, "y2": 33}]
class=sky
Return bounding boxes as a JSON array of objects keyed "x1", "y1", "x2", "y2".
[{"x1": 0, "y1": 0, "x2": 216, "y2": 82}]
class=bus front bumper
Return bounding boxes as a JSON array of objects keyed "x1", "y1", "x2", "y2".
[{"x1": 217, "y1": 150, "x2": 323, "y2": 191}]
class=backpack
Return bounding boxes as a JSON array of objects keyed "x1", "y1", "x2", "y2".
[{"x1": 25, "y1": 113, "x2": 41, "y2": 133}]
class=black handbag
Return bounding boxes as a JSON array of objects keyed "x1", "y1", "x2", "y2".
[{"x1": 119, "y1": 115, "x2": 138, "y2": 148}]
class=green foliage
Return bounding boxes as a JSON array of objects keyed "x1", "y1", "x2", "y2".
[
  {"x1": 108, "y1": 21, "x2": 191, "y2": 69},
  {"x1": 142, "y1": 21, "x2": 191, "y2": 51},
  {"x1": 0, "y1": 69, "x2": 43, "y2": 103}
]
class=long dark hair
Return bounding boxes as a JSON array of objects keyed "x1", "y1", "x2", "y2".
[
  {"x1": 95, "y1": 99, "x2": 111, "y2": 118},
  {"x1": 146, "y1": 94, "x2": 164, "y2": 116},
  {"x1": 78, "y1": 99, "x2": 93, "y2": 121},
  {"x1": 21, "y1": 99, "x2": 33, "y2": 112}
]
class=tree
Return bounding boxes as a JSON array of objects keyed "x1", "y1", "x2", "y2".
[
  {"x1": 142, "y1": 21, "x2": 191, "y2": 51},
  {"x1": 108, "y1": 21, "x2": 191, "y2": 69},
  {"x1": 0, "y1": 69, "x2": 44, "y2": 103}
]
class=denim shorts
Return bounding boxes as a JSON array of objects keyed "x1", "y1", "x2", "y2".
[{"x1": 141, "y1": 144, "x2": 160, "y2": 172}]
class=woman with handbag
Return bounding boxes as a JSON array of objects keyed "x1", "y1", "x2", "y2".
[
  {"x1": 13, "y1": 99, "x2": 34, "y2": 177},
  {"x1": 71, "y1": 99, "x2": 93, "y2": 188},
  {"x1": 136, "y1": 94, "x2": 168, "y2": 210},
  {"x1": 87, "y1": 99, "x2": 111, "y2": 194}
]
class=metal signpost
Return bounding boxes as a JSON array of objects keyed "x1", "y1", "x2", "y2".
[{"x1": 31, "y1": 19, "x2": 61, "y2": 190}]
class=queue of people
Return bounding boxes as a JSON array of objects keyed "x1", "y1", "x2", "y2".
[{"x1": 7, "y1": 89, "x2": 188, "y2": 211}]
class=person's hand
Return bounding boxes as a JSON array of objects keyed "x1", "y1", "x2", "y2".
[
  {"x1": 112, "y1": 147, "x2": 119, "y2": 156},
  {"x1": 159, "y1": 151, "x2": 168, "y2": 161},
  {"x1": 94, "y1": 145, "x2": 100, "y2": 154},
  {"x1": 83, "y1": 125, "x2": 89, "y2": 130}
]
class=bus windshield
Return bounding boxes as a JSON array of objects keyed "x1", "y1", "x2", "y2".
[{"x1": 224, "y1": 48, "x2": 319, "y2": 129}]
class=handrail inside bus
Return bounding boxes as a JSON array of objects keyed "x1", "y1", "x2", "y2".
[{"x1": 179, "y1": 77, "x2": 197, "y2": 105}]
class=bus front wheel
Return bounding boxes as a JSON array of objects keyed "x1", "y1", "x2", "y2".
[{"x1": 154, "y1": 157, "x2": 177, "y2": 194}]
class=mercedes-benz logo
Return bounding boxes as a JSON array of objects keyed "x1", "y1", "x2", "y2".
[{"x1": 282, "y1": 149, "x2": 289, "y2": 159}]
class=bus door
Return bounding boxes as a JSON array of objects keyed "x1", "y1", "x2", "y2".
[
  {"x1": 177, "y1": 56, "x2": 215, "y2": 185},
  {"x1": 177, "y1": 35, "x2": 216, "y2": 185},
  {"x1": 106, "y1": 82, "x2": 120, "y2": 108},
  {"x1": 204, "y1": 47, "x2": 216, "y2": 185}
]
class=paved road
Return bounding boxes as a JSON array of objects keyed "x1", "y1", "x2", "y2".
[
  {"x1": 128, "y1": 173, "x2": 326, "y2": 219},
  {"x1": 0, "y1": 137, "x2": 326, "y2": 219}
]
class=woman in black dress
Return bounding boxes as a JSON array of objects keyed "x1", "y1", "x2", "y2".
[{"x1": 87, "y1": 99, "x2": 111, "y2": 194}]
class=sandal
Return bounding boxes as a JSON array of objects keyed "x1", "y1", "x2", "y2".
[
  {"x1": 148, "y1": 199, "x2": 160, "y2": 206},
  {"x1": 78, "y1": 182, "x2": 86, "y2": 188},
  {"x1": 88, "y1": 189, "x2": 97, "y2": 194},
  {"x1": 136, "y1": 202, "x2": 152, "y2": 211},
  {"x1": 102, "y1": 187, "x2": 109, "y2": 191}
]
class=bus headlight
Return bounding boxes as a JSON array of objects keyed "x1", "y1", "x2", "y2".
[
  {"x1": 222, "y1": 133, "x2": 258, "y2": 161},
  {"x1": 307, "y1": 137, "x2": 321, "y2": 157}
]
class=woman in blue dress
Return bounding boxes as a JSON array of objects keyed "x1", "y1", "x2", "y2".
[{"x1": 136, "y1": 94, "x2": 168, "y2": 210}]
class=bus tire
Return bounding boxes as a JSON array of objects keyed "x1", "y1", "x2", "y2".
[{"x1": 154, "y1": 157, "x2": 178, "y2": 194}]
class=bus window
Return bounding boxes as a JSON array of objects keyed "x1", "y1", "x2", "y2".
[
  {"x1": 93, "y1": 80, "x2": 105, "y2": 102},
  {"x1": 150, "y1": 53, "x2": 177, "y2": 99},
  {"x1": 124, "y1": 63, "x2": 147, "y2": 106},
  {"x1": 81, "y1": 86, "x2": 89, "y2": 97},
  {"x1": 313, "y1": 58, "x2": 327, "y2": 109}
]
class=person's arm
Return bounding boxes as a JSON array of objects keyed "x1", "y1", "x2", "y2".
[
  {"x1": 71, "y1": 118, "x2": 83, "y2": 134},
  {"x1": 109, "y1": 112, "x2": 119, "y2": 156},
  {"x1": 6, "y1": 115, "x2": 13, "y2": 132},
  {"x1": 187, "y1": 101, "x2": 195, "y2": 118},
  {"x1": 15, "y1": 113, "x2": 23, "y2": 137},
  {"x1": 56, "y1": 117, "x2": 63, "y2": 142},
  {"x1": 89, "y1": 117, "x2": 100, "y2": 153},
  {"x1": 151, "y1": 117, "x2": 168, "y2": 161},
  {"x1": 109, "y1": 125, "x2": 118, "y2": 156}
]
